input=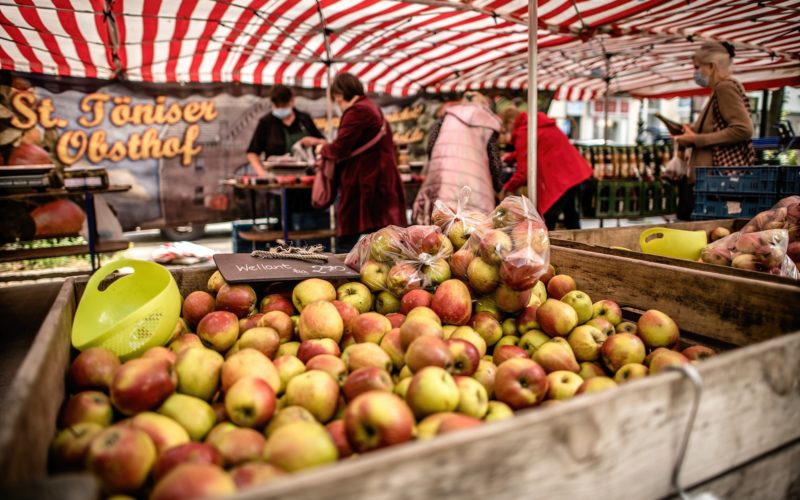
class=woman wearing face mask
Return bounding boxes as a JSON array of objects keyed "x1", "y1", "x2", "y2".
[
  {"x1": 246, "y1": 85, "x2": 326, "y2": 176},
  {"x1": 319, "y1": 73, "x2": 407, "y2": 252},
  {"x1": 245, "y1": 85, "x2": 328, "y2": 243},
  {"x1": 671, "y1": 41, "x2": 755, "y2": 219}
]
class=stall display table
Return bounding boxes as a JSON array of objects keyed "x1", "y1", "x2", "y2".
[{"x1": 0, "y1": 185, "x2": 131, "y2": 271}]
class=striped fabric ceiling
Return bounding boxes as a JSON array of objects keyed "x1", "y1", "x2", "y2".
[{"x1": 0, "y1": 0, "x2": 798, "y2": 98}]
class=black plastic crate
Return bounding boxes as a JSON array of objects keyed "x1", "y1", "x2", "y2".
[{"x1": 694, "y1": 166, "x2": 780, "y2": 195}]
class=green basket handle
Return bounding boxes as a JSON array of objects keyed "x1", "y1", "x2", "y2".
[{"x1": 84, "y1": 258, "x2": 146, "y2": 295}]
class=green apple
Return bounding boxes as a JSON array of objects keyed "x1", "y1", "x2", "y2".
[
  {"x1": 405, "y1": 366, "x2": 460, "y2": 419},
  {"x1": 298, "y1": 301, "x2": 344, "y2": 343},
  {"x1": 518, "y1": 330, "x2": 550, "y2": 357},
  {"x1": 263, "y1": 421, "x2": 338, "y2": 472},
  {"x1": 576, "y1": 376, "x2": 617, "y2": 394},
  {"x1": 285, "y1": 370, "x2": 340, "y2": 423},
  {"x1": 473, "y1": 359, "x2": 497, "y2": 398},
  {"x1": 375, "y1": 291, "x2": 401, "y2": 315},
  {"x1": 277, "y1": 341, "x2": 300, "y2": 357},
  {"x1": 158, "y1": 394, "x2": 217, "y2": 441},
  {"x1": 337, "y1": 282, "x2": 373, "y2": 314},
  {"x1": 175, "y1": 347, "x2": 223, "y2": 401},
  {"x1": 567, "y1": 325, "x2": 607, "y2": 362},
  {"x1": 292, "y1": 278, "x2": 336, "y2": 312},
  {"x1": 360, "y1": 260, "x2": 390, "y2": 292},
  {"x1": 546, "y1": 370, "x2": 584, "y2": 400},
  {"x1": 561, "y1": 290, "x2": 593, "y2": 324},
  {"x1": 130, "y1": 412, "x2": 190, "y2": 454},
  {"x1": 454, "y1": 376, "x2": 489, "y2": 418},
  {"x1": 614, "y1": 363, "x2": 648, "y2": 383},
  {"x1": 484, "y1": 401, "x2": 514, "y2": 422}
]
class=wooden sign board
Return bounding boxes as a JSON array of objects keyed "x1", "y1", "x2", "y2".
[{"x1": 213, "y1": 253, "x2": 358, "y2": 284}]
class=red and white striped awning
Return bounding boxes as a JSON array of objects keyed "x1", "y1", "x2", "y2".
[{"x1": 1, "y1": 1, "x2": 798, "y2": 98}]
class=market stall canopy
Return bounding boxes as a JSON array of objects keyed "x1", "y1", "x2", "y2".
[{"x1": 0, "y1": 0, "x2": 798, "y2": 98}]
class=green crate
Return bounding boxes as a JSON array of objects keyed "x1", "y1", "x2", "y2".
[
  {"x1": 642, "y1": 181, "x2": 678, "y2": 216},
  {"x1": 589, "y1": 180, "x2": 643, "y2": 218}
]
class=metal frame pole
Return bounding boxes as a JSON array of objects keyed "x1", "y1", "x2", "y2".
[{"x1": 527, "y1": 0, "x2": 538, "y2": 208}]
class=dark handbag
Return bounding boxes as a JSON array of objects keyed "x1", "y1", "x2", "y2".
[{"x1": 312, "y1": 120, "x2": 388, "y2": 209}]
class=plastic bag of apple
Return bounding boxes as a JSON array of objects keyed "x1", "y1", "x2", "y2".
[
  {"x1": 700, "y1": 228, "x2": 798, "y2": 278},
  {"x1": 52, "y1": 259, "x2": 720, "y2": 500},
  {"x1": 430, "y1": 186, "x2": 488, "y2": 250},
  {"x1": 450, "y1": 194, "x2": 550, "y2": 293},
  {"x1": 345, "y1": 224, "x2": 455, "y2": 300}
]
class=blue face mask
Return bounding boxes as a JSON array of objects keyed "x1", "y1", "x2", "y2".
[
  {"x1": 693, "y1": 70, "x2": 709, "y2": 88},
  {"x1": 272, "y1": 107, "x2": 292, "y2": 119}
]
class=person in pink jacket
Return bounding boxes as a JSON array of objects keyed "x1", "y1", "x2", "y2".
[
  {"x1": 500, "y1": 108, "x2": 592, "y2": 229},
  {"x1": 412, "y1": 92, "x2": 503, "y2": 224}
]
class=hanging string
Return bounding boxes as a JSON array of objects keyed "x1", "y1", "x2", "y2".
[{"x1": 251, "y1": 245, "x2": 328, "y2": 263}]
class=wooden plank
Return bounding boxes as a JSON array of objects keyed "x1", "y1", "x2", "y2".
[
  {"x1": 238, "y1": 229, "x2": 335, "y2": 242},
  {"x1": 2, "y1": 473, "x2": 99, "y2": 500},
  {"x1": 551, "y1": 238, "x2": 799, "y2": 287},
  {"x1": 688, "y1": 439, "x2": 800, "y2": 500},
  {"x1": 0, "y1": 280, "x2": 75, "y2": 486},
  {"x1": 229, "y1": 332, "x2": 800, "y2": 500},
  {"x1": 550, "y1": 246, "x2": 800, "y2": 347},
  {"x1": 0, "y1": 282, "x2": 63, "y2": 397},
  {"x1": 549, "y1": 219, "x2": 748, "y2": 249},
  {"x1": 0, "y1": 240, "x2": 129, "y2": 263},
  {"x1": 547, "y1": 218, "x2": 799, "y2": 286},
  {"x1": 0, "y1": 185, "x2": 131, "y2": 201}
]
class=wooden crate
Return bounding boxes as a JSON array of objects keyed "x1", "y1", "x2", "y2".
[
  {"x1": 550, "y1": 219, "x2": 800, "y2": 286},
  {"x1": 1, "y1": 253, "x2": 799, "y2": 499}
]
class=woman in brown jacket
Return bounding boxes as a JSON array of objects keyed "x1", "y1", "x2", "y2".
[{"x1": 672, "y1": 41, "x2": 755, "y2": 219}]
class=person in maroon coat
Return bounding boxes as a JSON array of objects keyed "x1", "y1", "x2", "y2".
[{"x1": 320, "y1": 73, "x2": 407, "y2": 251}]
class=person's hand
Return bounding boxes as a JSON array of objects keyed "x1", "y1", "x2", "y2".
[
  {"x1": 674, "y1": 124, "x2": 697, "y2": 146},
  {"x1": 299, "y1": 136, "x2": 325, "y2": 147}
]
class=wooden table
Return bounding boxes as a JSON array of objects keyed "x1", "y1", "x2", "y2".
[
  {"x1": 226, "y1": 180, "x2": 422, "y2": 248},
  {"x1": 0, "y1": 185, "x2": 131, "y2": 271}
]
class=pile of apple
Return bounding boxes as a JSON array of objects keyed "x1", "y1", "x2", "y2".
[{"x1": 51, "y1": 264, "x2": 717, "y2": 499}]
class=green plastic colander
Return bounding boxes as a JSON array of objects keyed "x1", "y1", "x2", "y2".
[{"x1": 71, "y1": 259, "x2": 182, "y2": 360}]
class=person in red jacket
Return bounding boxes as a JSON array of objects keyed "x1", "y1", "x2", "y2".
[
  {"x1": 500, "y1": 109, "x2": 592, "y2": 230},
  {"x1": 319, "y1": 73, "x2": 407, "y2": 251}
]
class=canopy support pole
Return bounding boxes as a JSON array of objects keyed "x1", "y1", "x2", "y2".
[
  {"x1": 527, "y1": 0, "x2": 538, "y2": 209},
  {"x1": 604, "y1": 79, "x2": 610, "y2": 143}
]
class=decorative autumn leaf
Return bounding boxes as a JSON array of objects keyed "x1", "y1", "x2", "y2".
[
  {"x1": 0, "y1": 104, "x2": 12, "y2": 119},
  {"x1": 0, "y1": 127, "x2": 23, "y2": 145}
]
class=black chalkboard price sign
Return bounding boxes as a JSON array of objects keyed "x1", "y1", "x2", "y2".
[{"x1": 213, "y1": 253, "x2": 359, "y2": 284}]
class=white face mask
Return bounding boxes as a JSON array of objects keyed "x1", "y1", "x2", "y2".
[{"x1": 272, "y1": 107, "x2": 292, "y2": 119}]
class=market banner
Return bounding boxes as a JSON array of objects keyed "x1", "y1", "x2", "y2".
[{"x1": 0, "y1": 74, "x2": 443, "y2": 234}]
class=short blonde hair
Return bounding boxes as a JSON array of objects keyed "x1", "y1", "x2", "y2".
[
  {"x1": 463, "y1": 91, "x2": 490, "y2": 107},
  {"x1": 693, "y1": 41, "x2": 735, "y2": 71}
]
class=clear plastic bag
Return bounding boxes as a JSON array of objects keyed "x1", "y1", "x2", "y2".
[
  {"x1": 700, "y1": 228, "x2": 798, "y2": 279},
  {"x1": 454, "y1": 195, "x2": 550, "y2": 292},
  {"x1": 345, "y1": 225, "x2": 453, "y2": 296},
  {"x1": 772, "y1": 195, "x2": 800, "y2": 210},
  {"x1": 430, "y1": 186, "x2": 487, "y2": 250},
  {"x1": 739, "y1": 202, "x2": 800, "y2": 241}
]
